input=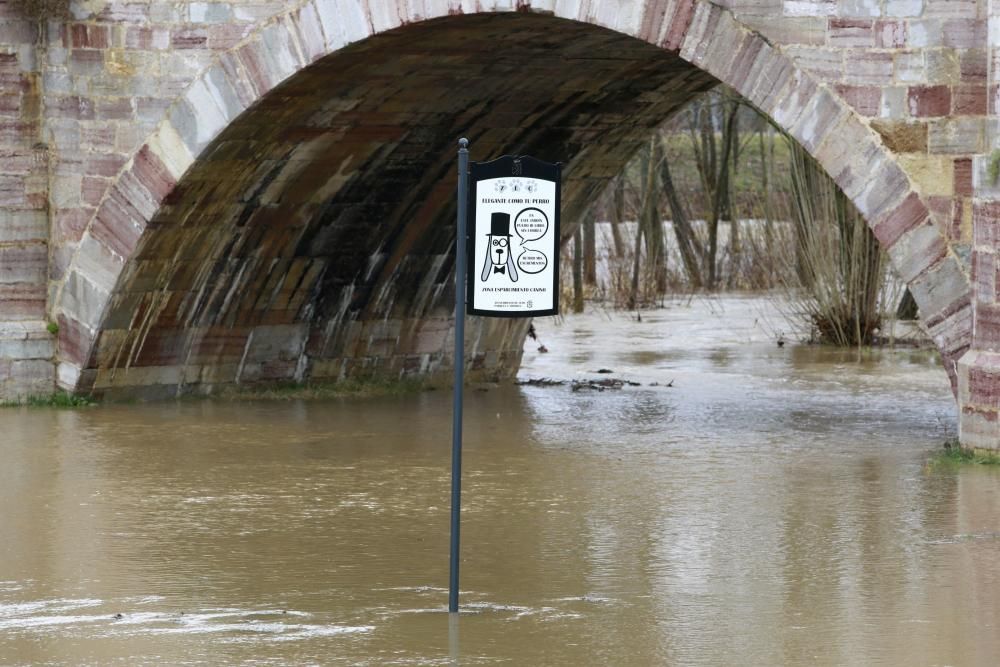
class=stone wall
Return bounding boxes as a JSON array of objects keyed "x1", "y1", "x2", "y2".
[{"x1": 0, "y1": 0, "x2": 52, "y2": 398}]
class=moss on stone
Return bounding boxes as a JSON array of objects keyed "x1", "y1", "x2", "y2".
[
  {"x1": 214, "y1": 376, "x2": 435, "y2": 401},
  {"x1": 929, "y1": 440, "x2": 1000, "y2": 467},
  {"x1": 0, "y1": 391, "x2": 96, "y2": 408}
]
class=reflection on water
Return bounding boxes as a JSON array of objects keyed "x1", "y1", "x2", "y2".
[{"x1": 2, "y1": 294, "x2": 1000, "y2": 665}]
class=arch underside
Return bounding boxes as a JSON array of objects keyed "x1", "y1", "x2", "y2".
[
  {"x1": 80, "y1": 13, "x2": 718, "y2": 396},
  {"x1": 66, "y1": 6, "x2": 972, "y2": 398}
]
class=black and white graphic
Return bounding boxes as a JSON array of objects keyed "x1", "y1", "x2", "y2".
[
  {"x1": 480, "y1": 212, "x2": 519, "y2": 282},
  {"x1": 467, "y1": 156, "x2": 560, "y2": 317}
]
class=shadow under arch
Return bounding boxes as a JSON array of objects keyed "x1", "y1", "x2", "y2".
[{"x1": 51, "y1": 2, "x2": 971, "y2": 399}]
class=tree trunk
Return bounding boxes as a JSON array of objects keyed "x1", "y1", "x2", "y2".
[
  {"x1": 610, "y1": 175, "x2": 625, "y2": 257},
  {"x1": 573, "y1": 226, "x2": 584, "y2": 313},
  {"x1": 727, "y1": 101, "x2": 741, "y2": 287},
  {"x1": 658, "y1": 143, "x2": 703, "y2": 289},
  {"x1": 759, "y1": 127, "x2": 774, "y2": 283},
  {"x1": 640, "y1": 136, "x2": 668, "y2": 294},
  {"x1": 583, "y1": 214, "x2": 597, "y2": 286},
  {"x1": 629, "y1": 205, "x2": 644, "y2": 310},
  {"x1": 706, "y1": 101, "x2": 740, "y2": 290}
]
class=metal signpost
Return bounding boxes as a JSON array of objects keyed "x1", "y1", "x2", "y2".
[{"x1": 449, "y1": 139, "x2": 561, "y2": 614}]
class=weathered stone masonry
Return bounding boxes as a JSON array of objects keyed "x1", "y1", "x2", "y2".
[{"x1": 0, "y1": 0, "x2": 997, "y2": 449}]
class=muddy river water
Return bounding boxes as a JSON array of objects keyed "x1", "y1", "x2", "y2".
[{"x1": 2, "y1": 295, "x2": 999, "y2": 666}]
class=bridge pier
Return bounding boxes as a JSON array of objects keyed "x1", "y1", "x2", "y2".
[
  {"x1": 0, "y1": 8, "x2": 55, "y2": 401},
  {"x1": 955, "y1": 0, "x2": 1000, "y2": 452}
]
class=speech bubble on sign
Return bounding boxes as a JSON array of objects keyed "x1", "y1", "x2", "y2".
[
  {"x1": 517, "y1": 249, "x2": 548, "y2": 274},
  {"x1": 514, "y1": 208, "x2": 548, "y2": 243}
]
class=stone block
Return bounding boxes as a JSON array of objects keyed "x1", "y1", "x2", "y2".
[
  {"x1": 0, "y1": 243, "x2": 46, "y2": 285},
  {"x1": 927, "y1": 117, "x2": 985, "y2": 154},
  {"x1": 784, "y1": 0, "x2": 836, "y2": 17},
  {"x1": 959, "y1": 48, "x2": 987, "y2": 84},
  {"x1": 0, "y1": 358, "x2": 55, "y2": 401},
  {"x1": 898, "y1": 154, "x2": 954, "y2": 196},
  {"x1": 828, "y1": 18, "x2": 874, "y2": 47},
  {"x1": 972, "y1": 248, "x2": 996, "y2": 302},
  {"x1": 958, "y1": 349, "x2": 1000, "y2": 412},
  {"x1": 907, "y1": 20, "x2": 943, "y2": 47},
  {"x1": 887, "y1": 217, "x2": 948, "y2": 282},
  {"x1": 908, "y1": 84, "x2": 951, "y2": 116},
  {"x1": 909, "y1": 254, "x2": 970, "y2": 323},
  {"x1": 146, "y1": 121, "x2": 195, "y2": 182},
  {"x1": 875, "y1": 19, "x2": 907, "y2": 47},
  {"x1": 837, "y1": 0, "x2": 881, "y2": 17},
  {"x1": 954, "y1": 158, "x2": 973, "y2": 197},
  {"x1": 293, "y1": 1, "x2": 327, "y2": 63},
  {"x1": 243, "y1": 323, "x2": 308, "y2": 364},
  {"x1": 0, "y1": 209, "x2": 46, "y2": 243},
  {"x1": 940, "y1": 18, "x2": 985, "y2": 49},
  {"x1": 951, "y1": 84, "x2": 986, "y2": 115},
  {"x1": 73, "y1": 232, "x2": 123, "y2": 295},
  {"x1": 924, "y1": 0, "x2": 976, "y2": 19},
  {"x1": 56, "y1": 360, "x2": 81, "y2": 392},
  {"x1": 314, "y1": 0, "x2": 373, "y2": 51},
  {"x1": 925, "y1": 296, "x2": 971, "y2": 361},
  {"x1": 843, "y1": 50, "x2": 893, "y2": 84},
  {"x1": 0, "y1": 281, "x2": 45, "y2": 320},
  {"x1": 959, "y1": 405, "x2": 1000, "y2": 451},
  {"x1": 791, "y1": 87, "x2": 846, "y2": 152},
  {"x1": 835, "y1": 84, "x2": 880, "y2": 115},
  {"x1": 189, "y1": 2, "x2": 233, "y2": 23},
  {"x1": 852, "y1": 150, "x2": 910, "y2": 222},
  {"x1": 60, "y1": 266, "x2": 114, "y2": 334},
  {"x1": 784, "y1": 45, "x2": 843, "y2": 80},
  {"x1": 878, "y1": 86, "x2": 908, "y2": 120}
]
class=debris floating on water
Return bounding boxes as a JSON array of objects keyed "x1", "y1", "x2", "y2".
[
  {"x1": 516, "y1": 378, "x2": 566, "y2": 387},
  {"x1": 571, "y1": 378, "x2": 641, "y2": 392}
]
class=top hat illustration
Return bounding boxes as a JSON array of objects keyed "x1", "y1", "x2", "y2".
[{"x1": 489, "y1": 212, "x2": 512, "y2": 237}]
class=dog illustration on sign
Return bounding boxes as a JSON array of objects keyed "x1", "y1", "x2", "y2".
[{"x1": 481, "y1": 212, "x2": 519, "y2": 282}]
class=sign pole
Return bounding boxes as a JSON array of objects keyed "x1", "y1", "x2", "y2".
[{"x1": 449, "y1": 138, "x2": 469, "y2": 614}]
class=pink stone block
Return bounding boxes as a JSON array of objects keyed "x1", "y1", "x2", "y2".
[
  {"x1": 835, "y1": 85, "x2": 880, "y2": 116},
  {"x1": 131, "y1": 145, "x2": 176, "y2": 204},
  {"x1": 874, "y1": 20, "x2": 907, "y2": 48},
  {"x1": 952, "y1": 84, "x2": 987, "y2": 115},
  {"x1": 665, "y1": 0, "x2": 697, "y2": 52},
  {"x1": 954, "y1": 158, "x2": 973, "y2": 197},
  {"x1": 57, "y1": 314, "x2": 95, "y2": 368},
  {"x1": 908, "y1": 85, "x2": 951, "y2": 117},
  {"x1": 873, "y1": 192, "x2": 928, "y2": 247}
]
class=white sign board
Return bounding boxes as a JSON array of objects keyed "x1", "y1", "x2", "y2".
[{"x1": 467, "y1": 156, "x2": 560, "y2": 317}]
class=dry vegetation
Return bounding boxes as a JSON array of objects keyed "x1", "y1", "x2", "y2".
[{"x1": 566, "y1": 86, "x2": 908, "y2": 347}]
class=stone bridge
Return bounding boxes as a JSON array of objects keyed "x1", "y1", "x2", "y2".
[{"x1": 2, "y1": 0, "x2": 1000, "y2": 448}]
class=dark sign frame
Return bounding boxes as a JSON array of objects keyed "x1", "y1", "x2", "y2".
[{"x1": 466, "y1": 155, "x2": 561, "y2": 318}]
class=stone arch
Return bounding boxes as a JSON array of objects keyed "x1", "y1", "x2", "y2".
[{"x1": 52, "y1": 0, "x2": 972, "y2": 397}]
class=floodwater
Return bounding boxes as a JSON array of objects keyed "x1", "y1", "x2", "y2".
[{"x1": 2, "y1": 294, "x2": 999, "y2": 666}]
